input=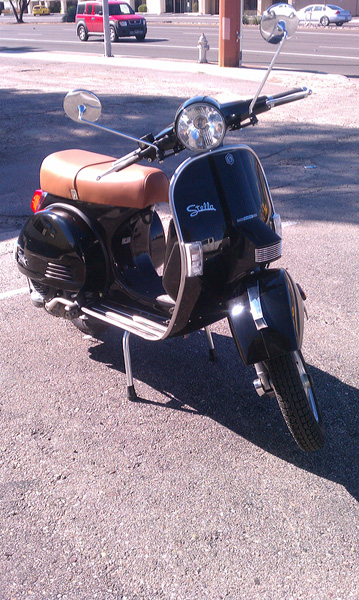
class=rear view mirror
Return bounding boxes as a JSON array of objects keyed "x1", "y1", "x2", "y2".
[
  {"x1": 63, "y1": 89, "x2": 102, "y2": 123},
  {"x1": 260, "y1": 3, "x2": 299, "y2": 44}
]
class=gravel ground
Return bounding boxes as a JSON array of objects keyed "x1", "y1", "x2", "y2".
[{"x1": 0, "y1": 51, "x2": 359, "y2": 600}]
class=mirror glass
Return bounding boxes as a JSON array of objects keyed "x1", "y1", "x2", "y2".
[
  {"x1": 260, "y1": 3, "x2": 299, "y2": 44},
  {"x1": 63, "y1": 90, "x2": 102, "y2": 123}
]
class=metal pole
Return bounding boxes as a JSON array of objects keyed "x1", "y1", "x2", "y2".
[
  {"x1": 239, "y1": 0, "x2": 244, "y2": 67},
  {"x1": 102, "y1": 0, "x2": 112, "y2": 58},
  {"x1": 218, "y1": 0, "x2": 241, "y2": 68}
]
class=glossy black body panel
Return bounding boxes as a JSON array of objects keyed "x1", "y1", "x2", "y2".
[
  {"x1": 228, "y1": 269, "x2": 305, "y2": 365},
  {"x1": 171, "y1": 146, "x2": 280, "y2": 291},
  {"x1": 16, "y1": 204, "x2": 107, "y2": 295}
]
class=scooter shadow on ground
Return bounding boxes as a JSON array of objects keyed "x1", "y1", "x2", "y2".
[{"x1": 87, "y1": 327, "x2": 359, "y2": 503}]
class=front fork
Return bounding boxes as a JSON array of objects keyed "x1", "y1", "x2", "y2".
[
  {"x1": 227, "y1": 268, "x2": 307, "y2": 395},
  {"x1": 253, "y1": 361, "x2": 276, "y2": 398}
]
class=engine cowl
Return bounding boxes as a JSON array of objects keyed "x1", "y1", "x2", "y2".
[{"x1": 15, "y1": 205, "x2": 108, "y2": 298}]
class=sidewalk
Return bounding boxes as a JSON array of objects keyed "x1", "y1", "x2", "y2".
[{"x1": 1, "y1": 40, "x2": 351, "y2": 89}]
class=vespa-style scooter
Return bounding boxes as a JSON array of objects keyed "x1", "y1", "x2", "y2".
[{"x1": 15, "y1": 4, "x2": 324, "y2": 451}]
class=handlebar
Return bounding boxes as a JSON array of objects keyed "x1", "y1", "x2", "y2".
[
  {"x1": 99, "y1": 86, "x2": 311, "y2": 177},
  {"x1": 221, "y1": 86, "x2": 311, "y2": 130}
]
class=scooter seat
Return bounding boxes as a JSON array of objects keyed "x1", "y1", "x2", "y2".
[{"x1": 40, "y1": 149, "x2": 169, "y2": 208}]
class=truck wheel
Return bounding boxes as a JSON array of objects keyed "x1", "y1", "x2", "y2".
[
  {"x1": 135, "y1": 33, "x2": 146, "y2": 41},
  {"x1": 110, "y1": 26, "x2": 118, "y2": 42},
  {"x1": 78, "y1": 25, "x2": 88, "y2": 41},
  {"x1": 264, "y1": 351, "x2": 325, "y2": 452}
]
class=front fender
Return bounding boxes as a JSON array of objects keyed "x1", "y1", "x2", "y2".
[{"x1": 228, "y1": 269, "x2": 305, "y2": 366}]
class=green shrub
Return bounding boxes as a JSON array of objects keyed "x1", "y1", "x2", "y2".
[
  {"x1": 52, "y1": 1, "x2": 61, "y2": 13},
  {"x1": 62, "y1": 5, "x2": 76, "y2": 21},
  {"x1": 138, "y1": 4, "x2": 147, "y2": 12},
  {"x1": 192, "y1": 2, "x2": 198, "y2": 11},
  {"x1": 242, "y1": 13, "x2": 250, "y2": 24}
]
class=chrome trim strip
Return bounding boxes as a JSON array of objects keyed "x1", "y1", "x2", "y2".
[
  {"x1": 248, "y1": 281, "x2": 268, "y2": 330},
  {"x1": 255, "y1": 240, "x2": 282, "y2": 263}
]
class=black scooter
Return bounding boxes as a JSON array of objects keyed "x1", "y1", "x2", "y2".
[{"x1": 15, "y1": 4, "x2": 324, "y2": 452}]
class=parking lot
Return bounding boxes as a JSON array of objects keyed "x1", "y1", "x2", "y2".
[{"x1": 1, "y1": 51, "x2": 359, "y2": 599}]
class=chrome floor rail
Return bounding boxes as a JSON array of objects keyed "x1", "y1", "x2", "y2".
[{"x1": 82, "y1": 303, "x2": 168, "y2": 341}]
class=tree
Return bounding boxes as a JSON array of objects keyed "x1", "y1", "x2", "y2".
[{"x1": 9, "y1": 0, "x2": 32, "y2": 23}]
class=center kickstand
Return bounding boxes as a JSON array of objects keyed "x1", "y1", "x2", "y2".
[
  {"x1": 205, "y1": 326, "x2": 217, "y2": 362},
  {"x1": 122, "y1": 331, "x2": 137, "y2": 401}
]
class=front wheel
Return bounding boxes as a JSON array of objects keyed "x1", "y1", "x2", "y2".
[
  {"x1": 320, "y1": 16, "x2": 330, "y2": 26},
  {"x1": 264, "y1": 351, "x2": 324, "y2": 452},
  {"x1": 110, "y1": 25, "x2": 118, "y2": 42},
  {"x1": 135, "y1": 33, "x2": 146, "y2": 41}
]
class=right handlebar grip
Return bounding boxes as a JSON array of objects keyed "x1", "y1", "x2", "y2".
[
  {"x1": 266, "y1": 87, "x2": 312, "y2": 108},
  {"x1": 269, "y1": 87, "x2": 306, "y2": 100}
]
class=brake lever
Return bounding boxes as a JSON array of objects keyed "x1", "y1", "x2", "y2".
[{"x1": 96, "y1": 149, "x2": 143, "y2": 180}]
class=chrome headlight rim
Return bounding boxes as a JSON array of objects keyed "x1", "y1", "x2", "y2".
[{"x1": 175, "y1": 97, "x2": 226, "y2": 153}]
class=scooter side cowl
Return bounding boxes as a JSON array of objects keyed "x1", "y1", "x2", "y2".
[{"x1": 15, "y1": 205, "x2": 108, "y2": 297}]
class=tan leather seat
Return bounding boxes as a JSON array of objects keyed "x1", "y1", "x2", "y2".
[{"x1": 40, "y1": 149, "x2": 169, "y2": 209}]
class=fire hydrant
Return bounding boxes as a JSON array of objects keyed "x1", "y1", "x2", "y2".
[{"x1": 197, "y1": 33, "x2": 209, "y2": 64}]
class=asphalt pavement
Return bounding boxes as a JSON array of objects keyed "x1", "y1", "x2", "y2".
[{"x1": 1, "y1": 44, "x2": 359, "y2": 600}]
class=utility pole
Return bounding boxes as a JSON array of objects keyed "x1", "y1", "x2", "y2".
[
  {"x1": 218, "y1": 0, "x2": 243, "y2": 68},
  {"x1": 103, "y1": 0, "x2": 112, "y2": 57}
]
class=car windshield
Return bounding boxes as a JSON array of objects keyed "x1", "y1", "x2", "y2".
[
  {"x1": 109, "y1": 3, "x2": 134, "y2": 15},
  {"x1": 327, "y1": 5, "x2": 342, "y2": 9}
]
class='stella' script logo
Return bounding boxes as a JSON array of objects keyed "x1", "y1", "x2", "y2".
[{"x1": 187, "y1": 202, "x2": 217, "y2": 218}]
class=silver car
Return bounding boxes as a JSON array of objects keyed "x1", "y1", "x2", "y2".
[{"x1": 297, "y1": 4, "x2": 352, "y2": 26}]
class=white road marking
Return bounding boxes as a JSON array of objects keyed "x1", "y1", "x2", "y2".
[
  {"x1": 0, "y1": 287, "x2": 29, "y2": 301},
  {"x1": 1, "y1": 37, "x2": 359, "y2": 60}
]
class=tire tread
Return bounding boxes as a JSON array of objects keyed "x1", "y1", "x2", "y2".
[{"x1": 265, "y1": 352, "x2": 324, "y2": 452}]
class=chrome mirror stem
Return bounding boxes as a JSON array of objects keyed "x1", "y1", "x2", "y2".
[
  {"x1": 249, "y1": 29, "x2": 288, "y2": 117},
  {"x1": 78, "y1": 111, "x2": 158, "y2": 151}
]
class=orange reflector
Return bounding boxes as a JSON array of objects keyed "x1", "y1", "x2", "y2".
[{"x1": 31, "y1": 189, "x2": 45, "y2": 213}]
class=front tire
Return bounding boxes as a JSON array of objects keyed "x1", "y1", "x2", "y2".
[
  {"x1": 110, "y1": 25, "x2": 118, "y2": 42},
  {"x1": 264, "y1": 351, "x2": 324, "y2": 452},
  {"x1": 135, "y1": 33, "x2": 146, "y2": 41},
  {"x1": 320, "y1": 16, "x2": 330, "y2": 26}
]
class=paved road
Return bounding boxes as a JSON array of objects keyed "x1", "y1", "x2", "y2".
[
  {"x1": 1, "y1": 50, "x2": 359, "y2": 599},
  {"x1": 1, "y1": 17, "x2": 359, "y2": 76}
]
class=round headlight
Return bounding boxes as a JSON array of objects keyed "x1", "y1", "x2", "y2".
[{"x1": 175, "y1": 99, "x2": 226, "y2": 152}]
